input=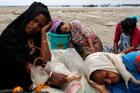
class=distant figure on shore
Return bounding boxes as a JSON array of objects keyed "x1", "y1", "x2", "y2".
[
  {"x1": 50, "y1": 18, "x2": 103, "y2": 59},
  {"x1": 0, "y1": 2, "x2": 67, "y2": 90},
  {"x1": 103, "y1": 15, "x2": 140, "y2": 54}
]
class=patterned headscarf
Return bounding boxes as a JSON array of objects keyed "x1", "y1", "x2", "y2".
[{"x1": 49, "y1": 18, "x2": 63, "y2": 33}]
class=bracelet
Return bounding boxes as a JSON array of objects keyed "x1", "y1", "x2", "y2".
[
  {"x1": 42, "y1": 40, "x2": 47, "y2": 43},
  {"x1": 49, "y1": 71, "x2": 53, "y2": 78},
  {"x1": 90, "y1": 47, "x2": 94, "y2": 49}
]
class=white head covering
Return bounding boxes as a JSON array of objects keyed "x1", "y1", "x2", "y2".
[{"x1": 85, "y1": 52, "x2": 140, "y2": 87}]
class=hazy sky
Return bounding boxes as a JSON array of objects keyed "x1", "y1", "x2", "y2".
[{"x1": 0, "y1": 0, "x2": 140, "y2": 6}]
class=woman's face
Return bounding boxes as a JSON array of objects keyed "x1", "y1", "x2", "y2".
[
  {"x1": 25, "y1": 13, "x2": 49, "y2": 35},
  {"x1": 92, "y1": 70, "x2": 120, "y2": 85},
  {"x1": 61, "y1": 23, "x2": 71, "y2": 34}
]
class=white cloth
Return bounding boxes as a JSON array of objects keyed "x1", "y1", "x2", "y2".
[{"x1": 85, "y1": 52, "x2": 140, "y2": 87}]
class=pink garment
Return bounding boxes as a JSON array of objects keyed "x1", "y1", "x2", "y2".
[
  {"x1": 114, "y1": 23, "x2": 140, "y2": 47},
  {"x1": 65, "y1": 80, "x2": 81, "y2": 93},
  {"x1": 70, "y1": 20, "x2": 94, "y2": 46}
]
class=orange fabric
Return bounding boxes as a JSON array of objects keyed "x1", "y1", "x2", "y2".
[
  {"x1": 13, "y1": 86, "x2": 23, "y2": 93},
  {"x1": 135, "y1": 55, "x2": 140, "y2": 72},
  {"x1": 34, "y1": 83, "x2": 51, "y2": 92}
]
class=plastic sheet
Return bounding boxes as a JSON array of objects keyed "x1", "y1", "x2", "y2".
[
  {"x1": 31, "y1": 66, "x2": 49, "y2": 89},
  {"x1": 65, "y1": 76, "x2": 100, "y2": 93},
  {"x1": 45, "y1": 48, "x2": 84, "y2": 80}
]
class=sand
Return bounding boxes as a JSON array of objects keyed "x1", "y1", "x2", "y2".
[{"x1": 0, "y1": 6, "x2": 140, "y2": 46}]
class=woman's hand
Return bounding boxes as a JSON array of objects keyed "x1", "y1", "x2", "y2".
[
  {"x1": 49, "y1": 72, "x2": 68, "y2": 87},
  {"x1": 84, "y1": 75, "x2": 109, "y2": 93},
  {"x1": 93, "y1": 84, "x2": 109, "y2": 93},
  {"x1": 120, "y1": 46, "x2": 135, "y2": 54},
  {"x1": 40, "y1": 21, "x2": 52, "y2": 63},
  {"x1": 41, "y1": 21, "x2": 53, "y2": 32}
]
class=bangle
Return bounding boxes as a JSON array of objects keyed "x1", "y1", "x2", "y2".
[
  {"x1": 90, "y1": 47, "x2": 94, "y2": 49},
  {"x1": 42, "y1": 40, "x2": 47, "y2": 43},
  {"x1": 49, "y1": 71, "x2": 53, "y2": 78}
]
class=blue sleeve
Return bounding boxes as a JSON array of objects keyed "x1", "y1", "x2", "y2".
[
  {"x1": 107, "y1": 80, "x2": 132, "y2": 93},
  {"x1": 122, "y1": 52, "x2": 140, "y2": 93},
  {"x1": 108, "y1": 52, "x2": 140, "y2": 93},
  {"x1": 128, "y1": 82, "x2": 140, "y2": 93},
  {"x1": 122, "y1": 52, "x2": 140, "y2": 73}
]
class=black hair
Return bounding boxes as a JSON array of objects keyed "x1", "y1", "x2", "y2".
[
  {"x1": 90, "y1": 70, "x2": 103, "y2": 82},
  {"x1": 132, "y1": 18, "x2": 137, "y2": 23},
  {"x1": 121, "y1": 18, "x2": 136, "y2": 35},
  {"x1": 40, "y1": 11, "x2": 52, "y2": 22},
  {"x1": 56, "y1": 22, "x2": 64, "y2": 34}
]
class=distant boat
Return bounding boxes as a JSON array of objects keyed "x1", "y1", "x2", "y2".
[{"x1": 62, "y1": 5, "x2": 70, "y2": 7}]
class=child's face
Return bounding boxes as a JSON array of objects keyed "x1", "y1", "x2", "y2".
[
  {"x1": 61, "y1": 23, "x2": 71, "y2": 34},
  {"x1": 92, "y1": 70, "x2": 120, "y2": 85}
]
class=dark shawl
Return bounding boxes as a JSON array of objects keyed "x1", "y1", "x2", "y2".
[{"x1": 0, "y1": 2, "x2": 51, "y2": 89}]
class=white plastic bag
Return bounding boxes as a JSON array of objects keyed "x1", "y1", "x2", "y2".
[
  {"x1": 46, "y1": 48, "x2": 84, "y2": 74},
  {"x1": 65, "y1": 76, "x2": 100, "y2": 93},
  {"x1": 42, "y1": 88, "x2": 64, "y2": 93},
  {"x1": 45, "y1": 48, "x2": 84, "y2": 81},
  {"x1": 31, "y1": 48, "x2": 85, "y2": 90},
  {"x1": 30, "y1": 66, "x2": 49, "y2": 89}
]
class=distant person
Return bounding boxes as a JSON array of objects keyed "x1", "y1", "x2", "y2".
[
  {"x1": 50, "y1": 18, "x2": 103, "y2": 59},
  {"x1": 0, "y1": 2, "x2": 67, "y2": 90},
  {"x1": 103, "y1": 15, "x2": 140, "y2": 54},
  {"x1": 113, "y1": 15, "x2": 140, "y2": 54}
]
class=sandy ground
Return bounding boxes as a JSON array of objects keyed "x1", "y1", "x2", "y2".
[{"x1": 0, "y1": 6, "x2": 140, "y2": 46}]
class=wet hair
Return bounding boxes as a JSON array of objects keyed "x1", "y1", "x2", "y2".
[
  {"x1": 56, "y1": 22, "x2": 64, "y2": 34},
  {"x1": 90, "y1": 70, "x2": 103, "y2": 82},
  {"x1": 121, "y1": 18, "x2": 136, "y2": 35}
]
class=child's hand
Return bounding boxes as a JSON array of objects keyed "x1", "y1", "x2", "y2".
[{"x1": 90, "y1": 47, "x2": 95, "y2": 53}]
